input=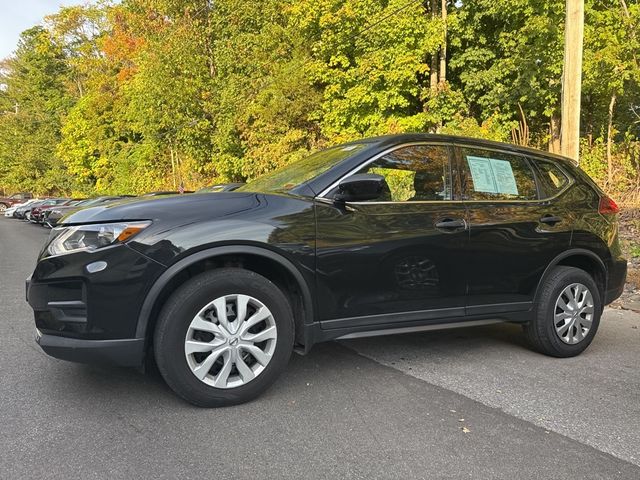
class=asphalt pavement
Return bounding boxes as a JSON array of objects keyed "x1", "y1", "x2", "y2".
[{"x1": 1, "y1": 217, "x2": 639, "y2": 479}]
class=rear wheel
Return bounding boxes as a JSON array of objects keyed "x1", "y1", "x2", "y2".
[
  {"x1": 154, "y1": 268, "x2": 294, "y2": 407},
  {"x1": 524, "y1": 266, "x2": 602, "y2": 357},
  {"x1": 0, "y1": 203, "x2": 7, "y2": 213}
]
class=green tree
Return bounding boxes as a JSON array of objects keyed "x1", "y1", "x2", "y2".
[
  {"x1": 0, "y1": 27, "x2": 73, "y2": 194},
  {"x1": 448, "y1": 0, "x2": 565, "y2": 149}
]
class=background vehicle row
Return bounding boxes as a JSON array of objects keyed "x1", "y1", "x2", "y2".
[{"x1": 2, "y1": 185, "x2": 245, "y2": 226}]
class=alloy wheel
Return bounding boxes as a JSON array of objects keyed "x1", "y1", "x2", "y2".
[
  {"x1": 553, "y1": 283, "x2": 594, "y2": 344},
  {"x1": 184, "y1": 294, "x2": 278, "y2": 389}
]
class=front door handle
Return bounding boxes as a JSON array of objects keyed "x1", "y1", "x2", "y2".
[
  {"x1": 435, "y1": 218, "x2": 467, "y2": 231},
  {"x1": 540, "y1": 214, "x2": 562, "y2": 225}
]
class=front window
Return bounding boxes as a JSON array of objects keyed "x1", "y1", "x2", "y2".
[
  {"x1": 354, "y1": 145, "x2": 452, "y2": 202},
  {"x1": 238, "y1": 143, "x2": 368, "y2": 193}
]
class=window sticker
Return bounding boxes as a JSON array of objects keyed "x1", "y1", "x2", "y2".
[
  {"x1": 466, "y1": 156, "x2": 497, "y2": 193},
  {"x1": 466, "y1": 155, "x2": 519, "y2": 195},
  {"x1": 490, "y1": 158, "x2": 519, "y2": 195}
]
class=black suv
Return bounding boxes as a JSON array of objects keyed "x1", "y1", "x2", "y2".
[{"x1": 27, "y1": 134, "x2": 627, "y2": 407}]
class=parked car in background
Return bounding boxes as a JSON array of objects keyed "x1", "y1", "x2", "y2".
[
  {"x1": 4, "y1": 206, "x2": 16, "y2": 217},
  {"x1": 27, "y1": 134, "x2": 627, "y2": 407},
  {"x1": 41, "y1": 199, "x2": 84, "y2": 226},
  {"x1": 196, "y1": 183, "x2": 244, "y2": 193},
  {"x1": 14, "y1": 199, "x2": 50, "y2": 220},
  {"x1": 31, "y1": 199, "x2": 78, "y2": 224},
  {"x1": 44, "y1": 196, "x2": 131, "y2": 227},
  {"x1": 24, "y1": 199, "x2": 66, "y2": 222},
  {"x1": 0, "y1": 192, "x2": 33, "y2": 213},
  {"x1": 4, "y1": 198, "x2": 39, "y2": 218}
]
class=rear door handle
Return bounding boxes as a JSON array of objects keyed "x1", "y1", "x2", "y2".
[
  {"x1": 540, "y1": 214, "x2": 562, "y2": 225},
  {"x1": 435, "y1": 218, "x2": 467, "y2": 231}
]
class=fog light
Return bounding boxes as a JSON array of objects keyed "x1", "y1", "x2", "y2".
[{"x1": 86, "y1": 261, "x2": 107, "y2": 273}]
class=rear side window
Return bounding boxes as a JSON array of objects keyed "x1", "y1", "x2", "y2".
[
  {"x1": 533, "y1": 159, "x2": 570, "y2": 198},
  {"x1": 460, "y1": 147, "x2": 538, "y2": 201}
]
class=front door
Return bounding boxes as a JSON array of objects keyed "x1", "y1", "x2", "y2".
[{"x1": 315, "y1": 143, "x2": 469, "y2": 329}]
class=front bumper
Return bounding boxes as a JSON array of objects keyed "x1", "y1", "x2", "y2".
[
  {"x1": 36, "y1": 329, "x2": 145, "y2": 366},
  {"x1": 27, "y1": 244, "x2": 166, "y2": 366}
]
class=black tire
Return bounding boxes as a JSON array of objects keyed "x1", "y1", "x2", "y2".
[
  {"x1": 153, "y1": 268, "x2": 294, "y2": 407},
  {"x1": 524, "y1": 266, "x2": 602, "y2": 357}
]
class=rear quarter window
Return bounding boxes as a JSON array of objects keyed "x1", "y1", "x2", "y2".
[{"x1": 533, "y1": 159, "x2": 571, "y2": 198}]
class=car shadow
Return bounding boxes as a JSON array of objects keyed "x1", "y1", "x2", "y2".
[
  {"x1": 341, "y1": 321, "x2": 532, "y2": 360},
  {"x1": 41, "y1": 322, "x2": 531, "y2": 410}
]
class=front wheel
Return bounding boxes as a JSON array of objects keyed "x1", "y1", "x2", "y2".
[
  {"x1": 154, "y1": 268, "x2": 294, "y2": 407},
  {"x1": 524, "y1": 266, "x2": 602, "y2": 357}
]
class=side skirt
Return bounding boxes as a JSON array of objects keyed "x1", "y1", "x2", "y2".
[
  {"x1": 335, "y1": 319, "x2": 505, "y2": 340},
  {"x1": 304, "y1": 302, "x2": 534, "y2": 348}
]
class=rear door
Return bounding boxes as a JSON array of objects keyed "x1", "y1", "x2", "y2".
[
  {"x1": 457, "y1": 145, "x2": 573, "y2": 315},
  {"x1": 315, "y1": 143, "x2": 469, "y2": 329}
]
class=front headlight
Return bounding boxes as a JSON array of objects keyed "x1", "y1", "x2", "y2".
[{"x1": 47, "y1": 221, "x2": 151, "y2": 256}]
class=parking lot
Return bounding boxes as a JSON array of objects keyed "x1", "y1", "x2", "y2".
[{"x1": 1, "y1": 217, "x2": 639, "y2": 479}]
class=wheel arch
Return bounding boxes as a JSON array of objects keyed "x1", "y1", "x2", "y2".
[
  {"x1": 135, "y1": 245, "x2": 315, "y2": 351},
  {"x1": 534, "y1": 249, "x2": 607, "y2": 306}
]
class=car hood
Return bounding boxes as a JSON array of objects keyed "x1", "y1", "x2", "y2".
[{"x1": 60, "y1": 192, "x2": 263, "y2": 225}]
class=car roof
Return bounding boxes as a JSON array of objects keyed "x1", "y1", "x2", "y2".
[{"x1": 358, "y1": 133, "x2": 576, "y2": 165}]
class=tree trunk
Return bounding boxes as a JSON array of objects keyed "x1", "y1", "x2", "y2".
[
  {"x1": 549, "y1": 113, "x2": 561, "y2": 153},
  {"x1": 511, "y1": 103, "x2": 529, "y2": 146},
  {"x1": 429, "y1": 0, "x2": 439, "y2": 91},
  {"x1": 607, "y1": 92, "x2": 616, "y2": 186},
  {"x1": 76, "y1": 77, "x2": 83, "y2": 97},
  {"x1": 439, "y1": 0, "x2": 447, "y2": 85},
  {"x1": 620, "y1": 0, "x2": 630, "y2": 16},
  {"x1": 170, "y1": 147, "x2": 177, "y2": 190},
  {"x1": 205, "y1": 0, "x2": 216, "y2": 77},
  {"x1": 619, "y1": 0, "x2": 639, "y2": 69}
]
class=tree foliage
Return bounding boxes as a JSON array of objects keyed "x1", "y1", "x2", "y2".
[{"x1": 0, "y1": 0, "x2": 638, "y2": 201}]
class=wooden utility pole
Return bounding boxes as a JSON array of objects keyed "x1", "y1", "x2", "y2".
[
  {"x1": 439, "y1": 0, "x2": 447, "y2": 85},
  {"x1": 560, "y1": 0, "x2": 584, "y2": 161}
]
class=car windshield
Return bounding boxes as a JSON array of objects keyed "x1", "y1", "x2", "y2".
[{"x1": 237, "y1": 143, "x2": 368, "y2": 193}]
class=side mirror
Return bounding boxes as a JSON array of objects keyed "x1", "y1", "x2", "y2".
[{"x1": 334, "y1": 173, "x2": 385, "y2": 202}]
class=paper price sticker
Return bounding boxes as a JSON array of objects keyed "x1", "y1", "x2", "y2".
[{"x1": 466, "y1": 155, "x2": 519, "y2": 196}]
